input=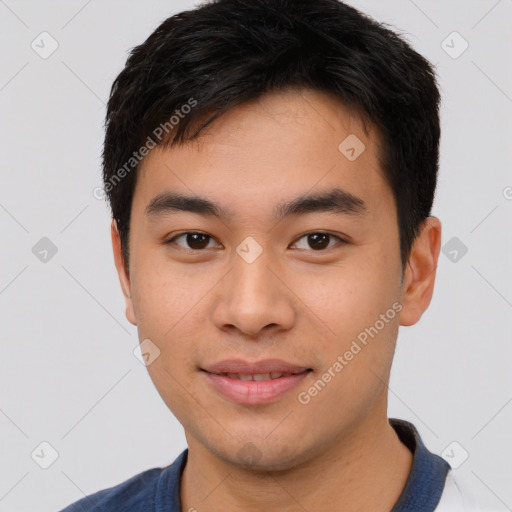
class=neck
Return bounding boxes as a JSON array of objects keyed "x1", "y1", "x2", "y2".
[{"x1": 180, "y1": 411, "x2": 413, "y2": 512}]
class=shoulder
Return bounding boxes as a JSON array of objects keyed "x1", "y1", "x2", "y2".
[
  {"x1": 58, "y1": 448, "x2": 188, "y2": 512},
  {"x1": 436, "y1": 471, "x2": 506, "y2": 512},
  {"x1": 58, "y1": 466, "x2": 164, "y2": 512}
]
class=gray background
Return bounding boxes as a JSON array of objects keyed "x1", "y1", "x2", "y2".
[{"x1": 0, "y1": 1, "x2": 511, "y2": 511}]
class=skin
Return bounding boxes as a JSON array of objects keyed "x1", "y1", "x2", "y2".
[{"x1": 112, "y1": 88, "x2": 441, "y2": 511}]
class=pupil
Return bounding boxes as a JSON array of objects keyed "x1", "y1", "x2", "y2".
[
  {"x1": 309, "y1": 233, "x2": 329, "y2": 250},
  {"x1": 187, "y1": 233, "x2": 209, "y2": 249}
]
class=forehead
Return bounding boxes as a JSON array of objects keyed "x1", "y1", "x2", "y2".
[{"x1": 133, "y1": 88, "x2": 390, "y2": 220}]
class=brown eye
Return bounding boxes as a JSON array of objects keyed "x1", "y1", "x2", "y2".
[
  {"x1": 166, "y1": 232, "x2": 218, "y2": 250},
  {"x1": 307, "y1": 233, "x2": 330, "y2": 250},
  {"x1": 292, "y1": 232, "x2": 345, "y2": 251}
]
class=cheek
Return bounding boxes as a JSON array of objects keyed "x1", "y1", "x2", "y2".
[
  {"x1": 294, "y1": 261, "x2": 396, "y2": 340},
  {"x1": 129, "y1": 277, "x2": 202, "y2": 409},
  {"x1": 134, "y1": 272, "x2": 201, "y2": 412},
  {"x1": 294, "y1": 257, "x2": 400, "y2": 391},
  {"x1": 130, "y1": 262, "x2": 195, "y2": 335}
]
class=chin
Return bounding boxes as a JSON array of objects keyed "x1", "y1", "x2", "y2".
[{"x1": 209, "y1": 436, "x2": 311, "y2": 473}]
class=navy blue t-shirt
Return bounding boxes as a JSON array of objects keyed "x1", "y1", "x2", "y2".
[{"x1": 59, "y1": 418, "x2": 450, "y2": 512}]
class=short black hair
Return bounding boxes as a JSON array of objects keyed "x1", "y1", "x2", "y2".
[{"x1": 102, "y1": 0, "x2": 441, "y2": 272}]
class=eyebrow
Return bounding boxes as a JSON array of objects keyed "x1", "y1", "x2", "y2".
[{"x1": 145, "y1": 187, "x2": 367, "y2": 222}]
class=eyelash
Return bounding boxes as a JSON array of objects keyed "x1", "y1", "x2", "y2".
[{"x1": 163, "y1": 231, "x2": 347, "y2": 252}]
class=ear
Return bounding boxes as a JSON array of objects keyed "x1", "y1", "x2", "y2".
[
  {"x1": 399, "y1": 216, "x2": 442, "y2": 326},
  {"x1": 111, "y1": 219, "x2": 137, "y2": 326}
]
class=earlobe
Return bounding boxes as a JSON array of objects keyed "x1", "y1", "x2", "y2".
[
  {"x1": 399, "y1": 217, "x2": 442, "y2": 326},
  {"x1": 111, "y1": 220, "x2": 137, "y2": 326}
]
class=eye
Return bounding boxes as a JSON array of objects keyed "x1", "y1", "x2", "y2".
[
  {"x1": 164, "y1": 232, "x2": 220, "y2": 251},
  {"x1": 164, "y1": 231, "x2": 346, "y2": 252},
  {"x1": 291, "y1": 232, "x2": 346, "y2": 251}
]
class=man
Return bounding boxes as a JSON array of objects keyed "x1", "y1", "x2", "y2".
[{"x1": 59, "y1": 0, "x2": 494, "y2": 510}]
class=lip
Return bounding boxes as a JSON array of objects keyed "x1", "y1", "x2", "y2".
[
  {"x1": 201, "y1": 359, "x2": 312, "y2": 406},
  {"x1": 202, "y1": 358, "x2": 311, "y2": 375}
]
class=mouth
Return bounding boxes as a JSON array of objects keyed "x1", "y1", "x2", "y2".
[
  {"x1": 201, "y1": 358, "x2": 312, "y2": 376},
  {"x1": 200, "y1": 360, "x2": 313, "y2": 405},
  {"x1": 205, "y1": 370, "x2": 311, "y2": 381}
]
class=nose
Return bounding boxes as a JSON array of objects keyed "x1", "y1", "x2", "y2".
[{"x1": 211, "y1": 247, "x2": 296, "y2": 338}]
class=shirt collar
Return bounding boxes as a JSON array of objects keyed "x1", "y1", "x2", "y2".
[
  {"x1": 390, "y1": 418, "x2": 451, "y2": 511},
  {"x1": 156, "y1": 418, "x2": 451, "y2": 512}
]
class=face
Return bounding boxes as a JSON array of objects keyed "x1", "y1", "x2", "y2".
[{"x1": 113, "y1": 88, "x2": 426, "y2": 471}]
